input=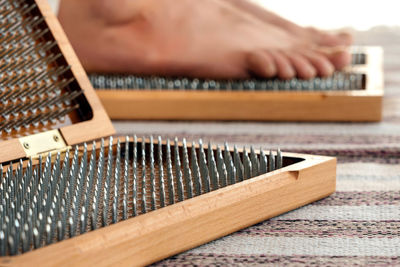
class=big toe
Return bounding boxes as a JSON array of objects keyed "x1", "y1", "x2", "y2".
[
  {"x1": 318, "y1": 47, "x2": 352, "y2": 70},
  {"x1": 336, "y1": 32, "x2": 353, "y2": 46},
  {"x1": 319, "y1": 33, "x2": 352, "y2": 47},
  {"x1": 308, "y1": 27, "x2": 353, "y2": 47}
]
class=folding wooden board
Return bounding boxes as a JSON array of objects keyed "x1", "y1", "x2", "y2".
[
  {"x1": 0, "y1": 1, "x2": 337, "y2": 266},
  {"x1": 95, "y1": 47, "x2": 383, "y2": 122}
]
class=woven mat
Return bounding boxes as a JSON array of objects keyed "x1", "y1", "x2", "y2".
[{"x1": 113, "y1": 27, "x2": 400, "y2": 266}]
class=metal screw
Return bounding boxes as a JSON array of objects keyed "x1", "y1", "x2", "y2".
[
  {"x1": 23, "y1": 142, "x2": 30, "y2": 149},
  {"x1": 53, "y1": 135, "x2": 59, "y2": 142}
]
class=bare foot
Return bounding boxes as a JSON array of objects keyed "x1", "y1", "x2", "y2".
[
  {"x1": 58, "y1": 0, "x2": 349, "y2": 79},
  {"x1": 225, "y1": 0, "x2": 353, "y2": 47}
]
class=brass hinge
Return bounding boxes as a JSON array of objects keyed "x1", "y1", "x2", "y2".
[{"x1": 19, "y1": 130, "x2": 71, "y2": 159}]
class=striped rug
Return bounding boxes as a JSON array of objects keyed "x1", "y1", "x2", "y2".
[{"x1": 113, "y1": 28, "x2": 400, "y2": 266}]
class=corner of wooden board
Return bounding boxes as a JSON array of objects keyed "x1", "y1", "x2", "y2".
[{"x1": 0, "y1": 152, "x2": 337, "y2": 267}]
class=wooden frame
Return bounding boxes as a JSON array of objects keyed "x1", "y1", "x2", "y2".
[
  {"x1": 36, "y1": 0, "x2": 115, "y2": 144},
  {"x1": 96, "y1": 47, "x2": 383, "y2": 122},
  {"x1": 0, "y1": 151, "x2": 336, "y2": 267},
  {"x1": 0, "y1": 0, "x2": 115, "y2": 163},
  {"x1": 0, "y1": 2, "x2": 338, "y2": 265}
]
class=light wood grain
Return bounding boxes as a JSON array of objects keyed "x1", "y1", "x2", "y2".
[
  {"x1": 0, "y1": 152, "x2": 336, "y2": 267},
  {"x1": 35, "y1": 0, "x2": 115, "y2": 144},
  {"x1": 0, "y1": 139, "x2": 26, "y2": 163},
  {"x1": 97, "y1": 90, "x2": 382, "y2": 121},
  {"x1": 0, "y1": 0, "x2": 115, "y2": 163},
  {"x1": 96, "y1": 46, "x2": 383, "y2": 122},
  {"x1": 0, "y1": 2, "x2": 339, "y2": 265}
]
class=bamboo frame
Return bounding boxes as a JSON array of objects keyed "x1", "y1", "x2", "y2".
[
  {"x1": 96, "y1": 47, "x2": 383, "y2": 122},
  {"x1": 0, "y1": 150, "x2": 336, "y2": 267}
]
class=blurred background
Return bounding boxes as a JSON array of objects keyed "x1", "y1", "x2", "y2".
[
  {"x1": 256, "y1": 0, "x2": 399, "y2": 31},
  {"x1": 256, "y1": 0, "x2": 400, "y2": 50}
]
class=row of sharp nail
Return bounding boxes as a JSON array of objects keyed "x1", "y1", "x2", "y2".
[
  {"x1": 0, "y1": 0, "x2": 80, "y2": 133},
  {"x1": 90, "y1": 71, "x2": 364, "y2": 91},
  {"x1": 90, "y1": 49, "x2": 365, "y2": 91},
  {"x1": 0, "y1": 136, "x2": 282, "y2": 256}
]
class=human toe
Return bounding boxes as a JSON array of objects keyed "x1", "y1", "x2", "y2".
[
  {"x1": 270, "y1": 51, "x2": 296, "y2": 79},
  {"x1": 286, "y1": 52, "x2": 317, "y2": 79},
  {"x1": 302, "y1": 50, "x2": 335, "y2": 77},
  {"x1": 247, "y1": 51, "x2": 277, "y2": 78}
]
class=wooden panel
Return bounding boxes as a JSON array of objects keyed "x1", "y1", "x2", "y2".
[
  {"x1": 0, "y1": 139, "x2": 26, "y2": 163},
  {"x1": 97, "y1": 90, "x2": 382, "y2": 121},
  {"x1": 96, "y1": 46, "x2": 383, "y2": 122},
  {"x1": 0, "y1": 0, "x2": 115, "y2": 163},
  {"x1": 35, "y1": 0, "x2": 115, "y2": 145},
  {"x1": 0, "y1": 153, "x2": 336, "y2": 267}
]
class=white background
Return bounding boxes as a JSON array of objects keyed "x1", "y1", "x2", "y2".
[{"x1": 255, "y1": 0, "x2": 399, "y2": 30}]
